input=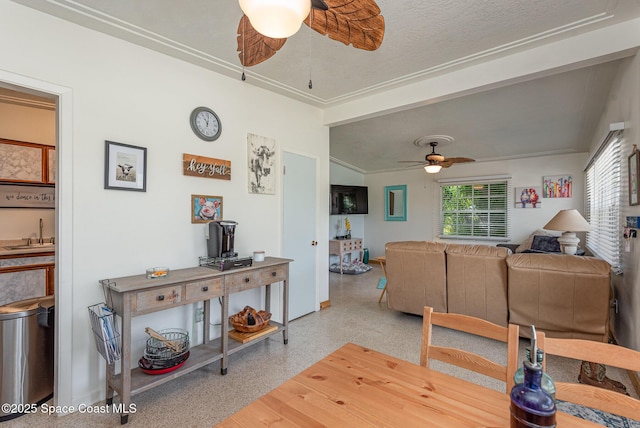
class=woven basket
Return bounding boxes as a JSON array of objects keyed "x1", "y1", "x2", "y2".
[{"x1": 229, "y1": 306, "x2": 271, "y2": 333}]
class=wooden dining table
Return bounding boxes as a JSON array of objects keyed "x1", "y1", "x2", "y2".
[{"x1": 216, "y1": 342, "x2": 600, "y2": 427}]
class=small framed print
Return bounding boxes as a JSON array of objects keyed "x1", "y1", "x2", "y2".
[
  {"x1": 542, "y1": 175, "x2": 572, "y2": 198},
  {"x1": 629, "y1": 149, "x2": 640, "y2": 206},
  {"x1": 192, "y1": 194, "x2": 223, "y2": 223},
  {"x1": 515, "y1": 187, "x2": 542, "y2": 208},
  {"x1": 104, "y1": 141, "x2": 147, "y2": 192}
]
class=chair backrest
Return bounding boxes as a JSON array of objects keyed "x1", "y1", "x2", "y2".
[
  {"x1": 420, "y1": 306, "x2": 520, "y2": 392},
  {"x1": 538, "y1": 333, "x2": 640, "y2": 421}
]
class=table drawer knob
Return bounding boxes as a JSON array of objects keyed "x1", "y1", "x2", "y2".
[
  {"x1": 271, "y1": 271, "x2": 276, "y2": 277},
  {"x1": 157, "y1": 295, "x2": 165, "y2": 301},
  {"x1": 244, "y1": 277, "x2": 250, "y2": 283},
  {"x1": 202, "y1": 286, "x2": 209, "y2": 292}
]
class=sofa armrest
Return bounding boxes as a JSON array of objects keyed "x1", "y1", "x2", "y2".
[{"x1": 507, "y1": 253, "x2": 611, "y2": 341}]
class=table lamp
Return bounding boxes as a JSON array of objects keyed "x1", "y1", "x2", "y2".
[{"x1": 544, "y1": 209, "x2": 590, "y2": 255}]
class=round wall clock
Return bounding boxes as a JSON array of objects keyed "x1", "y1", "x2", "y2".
[{"x1": 190, "y1": 106, "x2": 222, "y2": 141}]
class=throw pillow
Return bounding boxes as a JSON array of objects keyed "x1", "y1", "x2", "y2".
[
  {"x1": 531, "y1": 235, "x2": 561, "y2": 253},
  {"x1": 515, "y1": 229, "x2": 557, "y2": 253}
]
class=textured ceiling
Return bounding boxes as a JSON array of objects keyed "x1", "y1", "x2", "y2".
[{"x1": 9, "y1": 0, "x2": 640, "y2": 172}]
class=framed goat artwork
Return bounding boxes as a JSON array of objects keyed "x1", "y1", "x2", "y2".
[
  {"x1": 247, "y1": 133, "x2": 276, "y2": 195},
  {"x1": 191, "y1": 194, "x2": 223, "y2": 223},
  {"x1": 104, "y1": 141, "x2": 147, "y2": 192},
  {"x1": 629, "y1": 147, "x2": 640, "y2": 206}
]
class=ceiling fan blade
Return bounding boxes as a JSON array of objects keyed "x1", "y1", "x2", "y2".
[
  {"x1": 426, "y1": 154, "x2": 445, "y2": 162},
  {"x1": 443, "y1": 157, "x2": 475, "y2": 164},
  {"x1": 398, "y1": 160, "x2": 427, "y2": 164},
  {"x1": 312, "y1": 0, "x2": 329, "y2": 10},
  {"x1": 237, "y1": 15, "x2": 287, "y2": 67},
  {"x1": 305, "y1": 0, "x2": 385, "y2": 51}
]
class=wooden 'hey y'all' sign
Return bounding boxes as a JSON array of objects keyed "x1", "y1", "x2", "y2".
[{"x1": 182, "y1": 153, "x2": 231, "y2": 180}]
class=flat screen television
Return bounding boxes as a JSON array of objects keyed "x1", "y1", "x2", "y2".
[{"x1": 330, "y1": 185, "x2": 368, "y2": 215}]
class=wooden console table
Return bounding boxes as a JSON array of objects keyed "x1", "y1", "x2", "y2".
[
  {"x1": 99, "y1": 257, "x2": 292, "y2": 424},
  {"x1": 329, "y1": 238, "x2": 363, "y2": 274}
]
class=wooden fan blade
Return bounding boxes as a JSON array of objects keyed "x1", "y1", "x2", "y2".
[
  {"x1": 237, "y1": 15, "x2": 287, "y2": 67},
  {"x1": 312, "y1": 0, "x2": 329, "y2": 10},
  {"x1": 426, "y1": 154, "x2": 445, "y2": 162},
  {"x1": 305, "y1": 0, "x2": 385, "y2": 51},
  {"x1": 398, "y1": 161, "x2": 427, "y2": 164},
  {"x1": 443, "y1": 157, "x2": 475, "y2": 164}
]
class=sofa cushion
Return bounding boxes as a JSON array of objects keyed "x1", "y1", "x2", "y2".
[
  {"x1": 530, "y1": 235, "x2": 561, "y2": 253},
  {"x1": 385, "y1": 241, "x2": 447, "y2": 315},
  {"x1": 506, "y1": 253, "x2": 611, "y2": 341},
  {"x1": 445, "y1": 244, "x2": 510, "y2": 326}
]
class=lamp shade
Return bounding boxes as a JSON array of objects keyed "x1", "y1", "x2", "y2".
[
  {"x1": 544, "y1": 209, "x2": 590, "y2": 232},
  {"x1": 424, "y1": 164, "x2": 442, "y2": 174},
  {"x1": 544, "y1": 209, "x2": 590, "y2": 255},
  {"x1": 239, "y1": 0, "x2": 311, "y2": 38}
]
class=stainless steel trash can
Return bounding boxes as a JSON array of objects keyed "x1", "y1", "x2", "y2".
[{"x1": 0, "y1": 295, "x2": 54, "y2": 421}]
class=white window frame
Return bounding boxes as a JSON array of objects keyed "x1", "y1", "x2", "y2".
[
  {"x1": 438, "y1": 175, "x2": 512, "y2": 241},
  {"x1": 584, "y1": 124, "x2": 624, "y2": 272}
]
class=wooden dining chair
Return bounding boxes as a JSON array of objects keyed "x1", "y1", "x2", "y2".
[
  {"x1": 420, "y1": 306, "x2": 520, "y2": 392},
  {"x1": 537, "y1": 333, "x2": 640, "y2": 421}
]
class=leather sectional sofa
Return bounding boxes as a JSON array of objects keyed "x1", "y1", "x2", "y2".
[{"x1": 385, "y1": 241, "x2": 612, "y2": 342}]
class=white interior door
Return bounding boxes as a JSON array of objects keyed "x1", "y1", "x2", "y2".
[{"x1": 283, "y1": 151, "x2": 317, "y2": 320}]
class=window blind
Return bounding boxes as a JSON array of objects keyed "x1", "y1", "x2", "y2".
[
  {"x1": 584, "y1": 129, "x2": 623, "y2": 270},
  {"x1": 439, "y1": 178, "x2": 511, "y2": 241}
]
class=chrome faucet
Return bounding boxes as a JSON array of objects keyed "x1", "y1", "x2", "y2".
[{"x1": 39, "y1": 218, "x2": 44, "y2": 245}]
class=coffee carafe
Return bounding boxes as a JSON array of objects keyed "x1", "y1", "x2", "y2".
[{"x1": 207, "y1": 220, "x2": 238, "y2": 258}]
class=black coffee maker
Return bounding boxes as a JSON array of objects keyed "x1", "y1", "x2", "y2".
[{"x1": 207, "y1": 220, "x2": 238, "y2": 259}]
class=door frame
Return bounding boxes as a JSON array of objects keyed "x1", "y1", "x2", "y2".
[{"x1": 0, "y1": 70, "x2": 73, "y2": 407}]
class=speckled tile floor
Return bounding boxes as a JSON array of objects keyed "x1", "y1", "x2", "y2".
[{"x1": 4, "y1": 265, "x2": 637, "y2": 427}]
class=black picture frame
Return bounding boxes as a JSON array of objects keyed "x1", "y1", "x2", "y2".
[
  {"x1": 104, "y1": 141, "x2": 147, "y2": 192},
  {"x1": 629, "y1": 149, "x2": 639, "y2": 206}
]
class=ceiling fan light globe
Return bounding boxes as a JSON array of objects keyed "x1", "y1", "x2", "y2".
[
  {"x1": 239, "y1": 0, "x2": 311, "y2": 38},
  {"x1": 424, "y1": 164, "x2": 442, "y2": 174}
]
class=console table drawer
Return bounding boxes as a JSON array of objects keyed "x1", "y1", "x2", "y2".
[
  {"x1": 226, "y1": 271, "x2": 260, "y2": 293},
  {"x1": 135, "y1": 286, "x2": 182, "y2": 312},
  {"x1": 185, "y1": 279, "x2": 223, "y2": 301},
  {"x1": 343, "y1": 240, "x2": 362, "y2": 251},
  {"x1": 259, "y1": 265, "x2": 287, "y2": 283}
]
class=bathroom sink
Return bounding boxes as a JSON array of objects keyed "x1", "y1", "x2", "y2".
[{"x1": 4, "y1": 243, "x2": 56, "y2": 250}]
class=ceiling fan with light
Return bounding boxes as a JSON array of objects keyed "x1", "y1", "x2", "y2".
[
  {"x1": 237, "y1": 0, "x2": 385, "y2": 67},
  {"x1": 400, "y1": 142, "x2": 475, "y2": 173}
]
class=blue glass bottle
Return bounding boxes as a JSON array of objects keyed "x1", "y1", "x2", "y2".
[
  {"x1": 510, "y1": 326, "x2": 556, "y2": 427},
  {"x1": 513, "y1": 348, "x2": 556, "y2": 401}
]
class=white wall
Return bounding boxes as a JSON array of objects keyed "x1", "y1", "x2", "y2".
[
  {"x1": 0, "y1": 1, "x2": 329, "y2": 408},
  {"x1": 363, "y1": 153, "x2": 587, "y2": 259},
  {"x1": 0, "y1": 102, "x2": 55, "y2": 145},
  {"x1": 591, "y1": 54, "x2": 640, "y2": 350}
]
